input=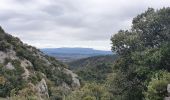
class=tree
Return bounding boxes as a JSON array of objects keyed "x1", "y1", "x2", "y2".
[{"x1": 110, "y1": 7, "x2": 170, "y2": 100}]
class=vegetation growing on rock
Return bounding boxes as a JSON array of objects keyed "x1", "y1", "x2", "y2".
[
  {"x1": 0, "y1": 26, "x2": 79, "y2": 99},
  {"x1": 0, "y1": 7, "x2": 170, "y2": 100}
]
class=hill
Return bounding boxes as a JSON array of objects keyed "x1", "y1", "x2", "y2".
[
  {"x1": 68, "y1": 55, "x2": 117, "y2": 69},
  {"x1": 41, "y1": 48, "x2": 112, "y2": 62},
  {"x1": 68, "y1": 55, "x2": 118, "y2": 83},
  {"x1": 0, "y1": 27, "x2": 80, "y2": 100}
]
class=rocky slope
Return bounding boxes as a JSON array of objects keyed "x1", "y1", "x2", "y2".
[{"x1": 0, "y1": 26, "x2": 80, "y2": 100}]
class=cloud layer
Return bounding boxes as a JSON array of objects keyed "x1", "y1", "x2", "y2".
[{"x1": 0, "y1": 0, "x2": 170, "y2": 50}]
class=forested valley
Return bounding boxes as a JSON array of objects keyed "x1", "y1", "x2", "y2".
[{"x1": 0, "y1": 7, "x2": 170, "y2": 100}]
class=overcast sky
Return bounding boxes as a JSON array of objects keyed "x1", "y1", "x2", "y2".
[{"x1": 0, "y1": 0, "x2": 170, "y2": 50}]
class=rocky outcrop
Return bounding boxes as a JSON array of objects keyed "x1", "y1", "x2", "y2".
[
  {"x1": 0, "y1": 26, "x2": 80, "y2": 99},
  {"x1": 0, "y1": 51, "x2": 6, "y2": 63},
  {"x1": 36, "y1": 79, "x2": 49, "y2": 99},
  {"x1": 21, "y1": 59, "x2": 32, "y2": 79},
  {"x1": 0, "y1": 50, "x2": 18, "y2": 64},
  {"x1": 64, "y1": 68, "x2": 80, "y2": 89}
]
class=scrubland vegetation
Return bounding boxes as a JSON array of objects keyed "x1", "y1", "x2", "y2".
[{"x1": 0, "y1": 7, "x2": 170, "y2": 100}]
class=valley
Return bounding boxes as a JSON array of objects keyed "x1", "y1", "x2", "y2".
[{"x1": 0, "y1": 7, "x2": 170, "y2": 100}]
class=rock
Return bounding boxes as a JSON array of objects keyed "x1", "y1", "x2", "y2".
[
  {"x1": 36, "y1": 79, "x2": 49, "y2": 99},
  {"x1": 0, "y1": 50, "x2": 18, "y2": 64},
  {"x1": 21, "y1": 59, "x2": 33, "y2": 67},
  {"x1": 5, "y1": 62, "x2": 14, "y2": 70},
  {"x1": 64, "y1": 68, "x2": 80, "y2": 89},
  {"x1": 62, "y1": 82, "x2": 71, "y2": 90},
  {"x1": 0, "y1": 51, "x2": 6, "y2": 63},
  {"x1": 21, "y1": 60, "x2": 32, "y2": 79},
  {"x1": 7, "y1": 50, "x2": 18, "y2": 60},
  {"x1": 165, "y1": 97, "x2": 170, "y2": 100},
  {"x1": 167, "y1": 84, "x2": 170, "y2": 93}
]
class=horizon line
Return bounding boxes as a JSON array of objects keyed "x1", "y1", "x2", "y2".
[{"x1": 38, "y1": 47, "x2": 112, "y2": 51}]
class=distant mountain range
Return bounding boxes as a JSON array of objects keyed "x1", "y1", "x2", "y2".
[{"x1": 41, "y1": 48, "x2": 113, "y2": 62}]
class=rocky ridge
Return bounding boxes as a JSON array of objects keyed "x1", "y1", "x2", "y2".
[{"x1": 0, "y1": 26, "x2": 80, "y2": 99}]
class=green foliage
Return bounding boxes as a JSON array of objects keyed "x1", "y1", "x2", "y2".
[
  {"x1": 111, "y1": 30, "x2": 141, "y2": 55},
  {"x1": 67, "y1": 8, "x2": 170, "y2": 100},
  {"x1": 112, "y1": 8, "x2": 170, "y2": 56},
  {"x1": 82, "y1": 96, "x2": 96, "y2": 100},
  {"x1": 28, "y1": 72, "x2": 43, "y2": 85},
  {"x1": 0, "y1": 59, "x2": 27, "y2": 97},
  {"x1": 70, "y1": 55, "x2": 116, "y2": 85},
  {"x1": 12, "y1": 60, "x2": 25, "y2": 75},
  {"x1": 66, "y1": 82, "x2": 112, "y2": 100},
  {"x1": 76, "y1": 63, "x2": 113, "y2": 83},
  {"x1": 15, "y1": 43, "x2": 73, "y2": 87},
  {"x1": 1, "y1": 7, "x2": 170, "y2": 100},
  {"x1": 132, "y1": 8, "x2": 170, "y2": 47},
  {"x1": 110, "y1": 7, "x2": 170, "y2": 100},
  {"x1": 0, "y1": 41, "x2": 11, "y2": 52},
  {"x1": 145, "y1": 71, "x2": 170, "y2": 100},
  {"x1": 69, "y1": 55, "x2": 117, "y2": 69},
  {"x1": 0, "y1": 26, "x2": 73, "y2": 99},
  {"x1": 10, "y1": 84, "x2": 40, "y2": 100},
  {"x1": 46, "y1": 79, "x2": 71, "y2": 100}
]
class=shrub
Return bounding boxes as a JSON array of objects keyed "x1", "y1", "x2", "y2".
[
  {"x1": 145, "y1": 71, "x2": 170, "y2": 100},
  {"x1": 10, "y1": 84, "x2": 40, "y2": 100},
  {"x1": 12, "y1": 60, "x2": 25, "y2": 75},
  {"x1": 0, "y1": 41, "x2": 11, "y2": 51}
]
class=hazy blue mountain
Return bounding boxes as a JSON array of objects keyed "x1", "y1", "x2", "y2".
[{"x1": 41, "y1": 48, "x2": 113, "y2": 62}]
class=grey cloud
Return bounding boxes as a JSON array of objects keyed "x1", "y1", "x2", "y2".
[{"x1": 0, "y1": 0, "x2": 170, "y2": 50}]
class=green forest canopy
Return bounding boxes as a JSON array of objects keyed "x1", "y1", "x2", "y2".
[{"x1": 67, "y1": 7, "x2": 170, "y2": 100}]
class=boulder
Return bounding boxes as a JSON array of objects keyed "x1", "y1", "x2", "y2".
[{"x1": 64, "y1": 68, "x2": 80, "y2": 89}]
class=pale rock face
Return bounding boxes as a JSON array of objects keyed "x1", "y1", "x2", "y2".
[
  {"x1": 0, "y1": 50, "x2": 18, "y2": 64},
  {"x1": 21, "y1": 60, "x2": 32, "y2": 79},
  {"x1": 7, "y1": 50, "x2": 18, "y2": 60},
  {"x1": 64, "y1": 68, "x2": 80, "y2": 89},
  {"x1": 0, "y1": 51, "x2": 6, "y2": 63},
  {"x1": 5, "y1": 62, "x2": 14, "y2": 70},
  {"x1": 167, "y1": 84, "x2": 170, "y2": 93},
  {"x1": 165, "y1": 97, "x2": 170, "y2": 100},
  {"x1": 62, "y1": 82, "x2": 71, "y2": 90},
  {"x1": 36, "y1": 79, "x2": 49, "y2": 99}
]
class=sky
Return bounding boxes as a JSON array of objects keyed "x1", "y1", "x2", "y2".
[{"x1": 0, "y1": 0, "x2": 170, "y2": 50}]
